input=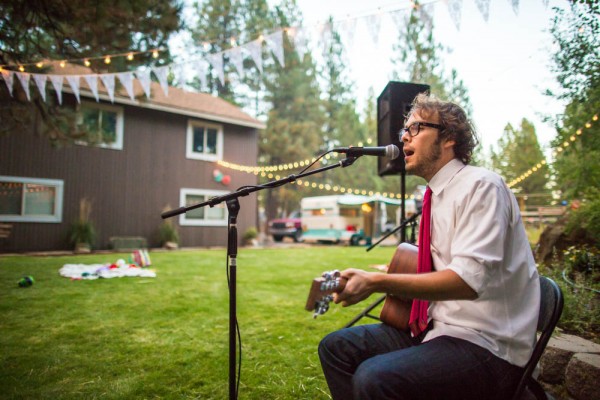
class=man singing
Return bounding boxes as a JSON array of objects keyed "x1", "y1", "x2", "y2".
[{"x1": 318, "y1": 93, "x2": 540, "y2": 400}]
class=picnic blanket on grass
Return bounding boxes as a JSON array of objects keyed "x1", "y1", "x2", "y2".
[{"x1": 60, "y1": 259, "x2": 156, "y2": 280}]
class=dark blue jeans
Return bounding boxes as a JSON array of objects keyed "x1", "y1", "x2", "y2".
[{"x1": 318, "y1": 323, "x2": 524, "y2": 400}]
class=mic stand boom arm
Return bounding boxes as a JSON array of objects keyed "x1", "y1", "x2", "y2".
[
  {"x1": 161, "y1": 156, "x2": 359, "y2": 220},
  {"x1": 160, "y1": 155, "x2": 359, "y2": 400}
]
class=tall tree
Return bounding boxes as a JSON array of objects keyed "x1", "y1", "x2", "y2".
[
  {"x1": 390, "y1": 3, "x2": 472, "y2": 115},
  {"x1": 0, "y1": 0, "x2": 182, "y2": 142},
  {"x1": 549, "y1": 1, "x2": 600, "y2": 200},
  {"x1": 490, "y1": 119, "x2": 550, "y2": 195},
  {"x1": 259, "y1": 0, "x2": 325, "y2": 219},
  {"x1": 190, "y1": 0, "x2": 243, "y2": 104}
]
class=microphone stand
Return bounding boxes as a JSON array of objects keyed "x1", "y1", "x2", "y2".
[
  {"x1": 161, "y1": 155, "x2": 360, "y2": 400},
  {"x1": 366, "y1": 211, "x2": 421, "y2": 252}
]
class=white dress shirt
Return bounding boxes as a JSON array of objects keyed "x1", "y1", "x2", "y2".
[{"x1": 422, "y1": 158, "x2": 540, "y2": 367}]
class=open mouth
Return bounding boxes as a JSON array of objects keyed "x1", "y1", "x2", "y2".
[{"x1": 404, "y1": 149, "x2": 415, "y2": 158}]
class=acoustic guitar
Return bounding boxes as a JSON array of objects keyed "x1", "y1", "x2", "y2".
[{"x1": 305, "y1": 242, "x2": 418, "y2": 332}]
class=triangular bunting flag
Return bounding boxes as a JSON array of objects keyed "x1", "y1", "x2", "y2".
[
  {"x1": 1, "y1": 69, "x2": 15, "y2": 97},
  {"x1": 507, "y1": 0, "x2": 519, "y2": 15},
  {"x1": 32, "y1": 74, "x2": 48, "y2": 102},
  {"x1": 49, "y1": 75, "x2": 64, "y2": 104},
  {"x1": 194, "y1": 61, "x2": 208, "y2": 89},
  {"x1": 117, "y1": 72, "x2": 135, "y2": 100},
  {"x1": 66, "y1": 75, "x2": 81, "y2": 103},
  {"x1": 316, "y1": 22, "x2": 332, "y2": 58},
  {"x1": 100, "y1": 73, "x2": 116, "y2": 103},
  {"x1": 152, "y1": 66, "x2": 170, "y2": 96},
  {"x1": 84, "y1": 75, "x2": 100, "y2": 102},
  {"x1": 418, "y1": 3, "x2": 435, "y2": 31},
  {"x1": 245, "y1": 38, "x2": 263, "y2": 74},
  {"x1": 207, "y1": 53, "x2": 225, "y2": 86},
  {"x1": 446, "y1": 0, "x2": 463, "y2": 30},
  {"x1": 15, "y1": 72, "x2": 31, "y2": 101},
  {"x1": 364, "y1": 14, "x2": 382, "y2": 47},
  {"x1": 475, "y1": 0, "x2": 491, "y2": 22},
  {"x1": 339, "y1": 18, "x2": 357, "y2": 49},
  {"x1": 288, "y1": 27, "x2": 309, "y2": 62},
  {"x1": 135, "y1": 69, "x2": 152, "y2": 98},
  {"x1": 169, "y1": 63, "x2": 185, "y2": 87},
  {"x1": 389, "y1": 9, "x2": 409, "y2": 27},
  {"x1": 227, "y1": 46, "x2": 245, "y2": 79},
  {"x1": 265, "y1": 30, "x2": 285, "y2": 67}
]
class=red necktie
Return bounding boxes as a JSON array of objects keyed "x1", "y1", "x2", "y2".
[{"x1": 408, "y1": 186, "x2": 432, "y2": 337}]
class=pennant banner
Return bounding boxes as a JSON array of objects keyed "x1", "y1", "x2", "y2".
[
  {"x1": 117, "y1": 72, "x2": 135, "y2": 100},
  {"x1": 135, "y1": 69, "x2": 152, "y2": 98},
  {"x1": 0, "y1": 0, "x2": 540, "y2": 107},
  {"x1": 15, "y1": 72, "x2": 31, "y2": 101},
  {"x1": 66, "y1": 75, "x2": 81, "y2": 103},
  {"x1": 84, "y1": 75, "x2": 100, "y2": 102},
  {"x1": 1, "y1": 70, "x2": 14, "y2": 96},
  {"x1": 32, "y1": 74, "x2": 47, "y2": 102},
  {"x1": 100, "y1": 73, "x2": 115, "y2": 103}
]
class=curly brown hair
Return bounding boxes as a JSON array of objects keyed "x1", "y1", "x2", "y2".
[{"x1": 408, "y1": 93, "x2": 479, "y2": 164}]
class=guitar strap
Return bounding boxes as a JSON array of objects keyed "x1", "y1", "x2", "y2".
[{"x1": 408, "y1": 186, "x2": 432, "y2": 337}]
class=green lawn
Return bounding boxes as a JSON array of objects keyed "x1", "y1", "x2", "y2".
[{"x1": 0, "y1": 246, "x2": 393, "y2": 399}]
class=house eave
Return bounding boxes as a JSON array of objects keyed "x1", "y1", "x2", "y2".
[{"x1": 62, "y1": 88, "x2": 266, "y2": 130}]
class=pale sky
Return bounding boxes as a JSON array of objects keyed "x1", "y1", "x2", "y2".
[{"x1": 294, "y1": 0, "x2": 568, "y2": 155}]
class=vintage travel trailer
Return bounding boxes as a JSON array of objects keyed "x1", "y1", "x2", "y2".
[{"x1": 300, "y1": 194, "x2": 416, "y2": 245}]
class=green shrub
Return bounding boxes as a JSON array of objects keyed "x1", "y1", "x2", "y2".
[
  {"x1": 541, "y1": 245, "x2": 600, "y2": 342},
  {"x1": 566, "y1": 192, "x2": 600, "y2": 247}
]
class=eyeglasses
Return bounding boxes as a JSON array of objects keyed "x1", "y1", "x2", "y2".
[{"x1": 399, "y1": 122, "x2": 443, "y2": 138}]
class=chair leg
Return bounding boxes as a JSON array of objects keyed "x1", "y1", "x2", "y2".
[{"x1": 528, "y1": 378, "x2": 549, "y2": 400}]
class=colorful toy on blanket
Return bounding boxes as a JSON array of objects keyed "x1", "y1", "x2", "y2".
[
  {"x1": 18, "y1": 275, "x2": 35, "y2": 287},
  {"x1": 129, "y1": 249, "x2": 151, "y2": 267}
]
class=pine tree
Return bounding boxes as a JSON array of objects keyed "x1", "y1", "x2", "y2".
[
  {"x1": 490, "y1": 119, "x2": 550, "y2": 195},
  {"x1": 190, "y1": 0, "x2": 243, "y2": 104},
  {"x1": 259, "y1": 1, "x2": 326, "y2": 219}
]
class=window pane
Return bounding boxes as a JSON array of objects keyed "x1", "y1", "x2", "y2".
[
  {"x1": 206, "y1": 203, "x2": 225, "y2": 220},
  {"x1": 81, "y1": 107, "x2": 100, "y2": 129},
  {"x1": 185, "y1": 194, "x2": 205, "y2": 219},
  {"x1": 0, "y1": 182, "x2": 23, "y2": 215},
  {"x1": 193, "y1": 127, "x2": 205, "y2": 153},
  {"x1": 24, "y1": 184, "x2": 55, "y2": 216},
  {"x1": 206, "y1": 128, "x2": 217, "y2": 154},
  {"x1": 100, "y1": 110, "x2": 117, "y2": 144}
]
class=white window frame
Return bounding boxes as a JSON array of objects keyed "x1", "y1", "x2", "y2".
[
  {"x1": 179, "y1": 188, "x2": 229, "y2": 226},
  {"x1": 0, "y1": 176, "x2": 64, "y2": 223},
  {"x1": 76, "y1": 101, "x2": 125, "y2": 150},
  {"x1": 185, "y1": 120, "x2": 223, "y2": 162}
]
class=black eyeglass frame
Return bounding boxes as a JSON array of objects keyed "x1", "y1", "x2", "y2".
[{"x1": 399, "y1": 122, "x2": 444, "y2": 138}]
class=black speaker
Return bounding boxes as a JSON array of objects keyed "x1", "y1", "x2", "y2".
[{"x1": 377, "y1": 81, "x2": 430, "y2": 176}]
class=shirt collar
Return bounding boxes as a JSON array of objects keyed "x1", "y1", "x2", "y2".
[{"x1": 428, "y1": 158, "x2": 466, "y2": 196}]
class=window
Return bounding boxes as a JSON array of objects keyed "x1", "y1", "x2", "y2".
[
  {"x1": 0, "y1": 176, "x2": 64, "y2": 223},
  {"x1": 186, "y1": 121, "x2": 223, "y2": 161},
  {"x1": 179, "y1": 188, "x2": 228, "y2": 226},
  {"x1": 76, "y1": 101, "x2": 124, "y2": 150}
]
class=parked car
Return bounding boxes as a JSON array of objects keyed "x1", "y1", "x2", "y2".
[{"x1": 268, "y1": 211, "x2": 302, "y2": 242}]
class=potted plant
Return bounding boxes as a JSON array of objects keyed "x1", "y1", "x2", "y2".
[
  {"x1": 159, "y1": 221, "x2": 179, "y2": 249},
  {"x1": 243, "y1": 226, "x2": 259, "y2": 247},
  {"x1": 69, "y1": 198, "x2": 95, "y2": 253},
  {"x1": 159, "y1": 207, "x2": 180, "y2": 250}
]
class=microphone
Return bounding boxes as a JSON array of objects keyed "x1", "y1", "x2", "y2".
[{"x1": 332, "y1": 144, "x2": 400, "y2": 160}]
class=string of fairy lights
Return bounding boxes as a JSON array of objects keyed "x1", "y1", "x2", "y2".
[
  {"x1": 506, "y1": 114, "x2": 598, "y2": 188},
  {"x1": 218, "y1": 115, "x2": 598, "y2": 197}
]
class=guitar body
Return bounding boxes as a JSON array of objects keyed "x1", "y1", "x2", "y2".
[
  {"x1": 379, "y1": 242, "x2": 418, "y2": 332},
  {"x1": 305, "y1": 242, "x2": 419, "y2": 330}
]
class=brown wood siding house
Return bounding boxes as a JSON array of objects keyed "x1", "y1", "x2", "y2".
[{"x1": 0, "y1": 63, "x2": 264, "y2": 252}]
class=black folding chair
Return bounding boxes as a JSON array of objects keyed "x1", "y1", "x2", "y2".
[{"x1": 512, "y1": 276, "x2": 564, "y2": 400}]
